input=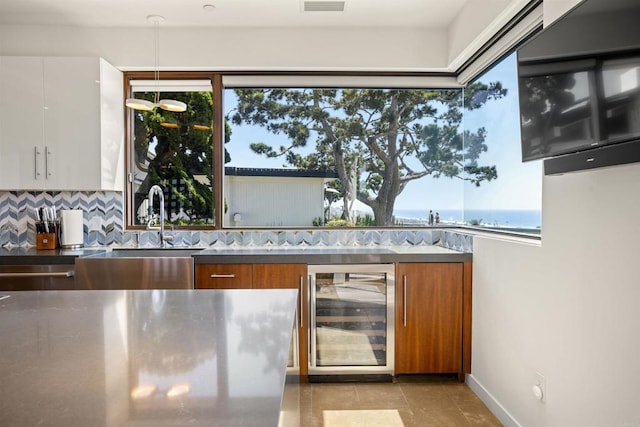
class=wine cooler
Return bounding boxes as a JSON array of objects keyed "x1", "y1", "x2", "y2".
[{"x1": 308, "y1": 264, "x2": 395, "y2": 379}]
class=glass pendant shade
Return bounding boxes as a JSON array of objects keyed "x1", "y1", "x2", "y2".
[
  {"x1": 158, "y1": 99, "x2": 187, "y2": 112},
  {"x1": 125, "y1": 98, "x2": 156, "y2": 111}
]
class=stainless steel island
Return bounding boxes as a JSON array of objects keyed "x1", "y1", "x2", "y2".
[{"x1": 0, "y1": 289, "x2": 299, "y2": 426}]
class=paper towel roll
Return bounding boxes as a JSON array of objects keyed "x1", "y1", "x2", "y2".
[{"x1": 60, "y1": 210, "x2": 84, "y2": 248}]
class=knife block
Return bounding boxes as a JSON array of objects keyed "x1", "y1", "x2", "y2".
[{"x1": 36, "y1": 233, "x2": 57, "y2": 250}]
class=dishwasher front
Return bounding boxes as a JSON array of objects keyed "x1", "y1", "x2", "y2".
[
  {"x1": 74, "y1": 255, "x2": 194, "y2": 289},
  {"x1": 307, "y1": 264, "x2": 395, "y2": 381}
]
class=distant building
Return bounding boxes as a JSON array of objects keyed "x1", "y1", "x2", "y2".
[{"x1": 224, "y1": 167, "x2": 338, "y2": 227}]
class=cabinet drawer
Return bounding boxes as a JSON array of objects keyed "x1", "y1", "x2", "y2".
[{"x1": 195, "y1": 264, "x2": 252, "y2": 289}]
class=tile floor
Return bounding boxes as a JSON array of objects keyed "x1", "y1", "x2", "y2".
[{"x1": 298, "y1": 375, "x2": 502, "y2": 426}]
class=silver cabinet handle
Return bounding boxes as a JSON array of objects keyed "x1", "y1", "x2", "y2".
[
  {"x1": 299, "y1": 275, "x2": 304, "y2": 328},
  {"x1": 403, "y1": 274, "x2": 407, "y2": 327},
  {"x1": 45, "y1": 146, "x2": 51, "y2": 178},
  {"x1": 209, "y1": 274, "x2": 235, "y2": 278},
  {"x1": 34, "y1": 146, "x2": 41, "y2": 179},
  {"x1": 308, "y1": 273, "x2": 314, "y2": 367},
  {"x1": 0, "y1": 271, "x2": 74, "y2": 278}
]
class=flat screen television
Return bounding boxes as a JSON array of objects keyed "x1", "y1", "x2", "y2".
[{"x1": 517, "y1": 0, "x2": 640, "y2": 174}]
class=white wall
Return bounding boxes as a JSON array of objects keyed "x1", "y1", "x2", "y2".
[
  {"x1": 0, "y1": 1, "x2": 530, "y2": 74},
  {"x1": 470, "y1": 1, "x2": 640, "y2": 424},
  {"x1": 543, "y1": 0, "x2": 580, "y2": 25},
  {"x1": 470, "y1": 162, "x2": 640, "y2": 426},
  {"x1": 224, "y1": 176, "x2": 325, "y2": 227},
  {"x1": 0, "y1": 25, "x2": 449, "y2": 72},
  {"x1": 448, "y1": 0, "x2": 516, "y2": 66}
]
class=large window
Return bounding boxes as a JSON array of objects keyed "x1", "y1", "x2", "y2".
[
  {"x1": 222, "y1": 86, "x2": 504, "y2": 228},
  {"x1": 463, "y1": 52, "x2": 543, "y2": 234},
  {"x1": 124, "y1": 65, "x2": 542, "y2": 234}
]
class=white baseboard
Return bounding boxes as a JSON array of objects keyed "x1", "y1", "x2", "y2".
[{"x1": 466, "y1": 374, "x2": 522, "y2": 427}]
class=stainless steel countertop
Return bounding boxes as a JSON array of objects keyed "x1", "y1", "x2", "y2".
[
  {"x1": 0, "y1": 289, "x2": 298, "y2": 426},
  {"x1": 0, "y1": 247, "x2": 107, "y2": 265},
  {"x1": 0, "y1": 244, "x2": 471, "y2": 265}
]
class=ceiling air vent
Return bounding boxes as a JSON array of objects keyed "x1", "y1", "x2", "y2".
[{"x1": 303, "y1": 1, "x2": 345, "y2": 12}]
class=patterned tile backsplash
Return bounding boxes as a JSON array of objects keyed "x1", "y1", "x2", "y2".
[{"x1": 0, "y1": 191, "x2": 473, "y2": 252}]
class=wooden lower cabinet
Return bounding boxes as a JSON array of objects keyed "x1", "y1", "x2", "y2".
[
  {"x1": 395, "y1": 262, "x2": 466, "y2": 378},
  {"x1": 195, "y1": 261, "x2": 471, "y2": 381},
  {"x1": 254, "y1": 264, "x2": 308, "y2": 379},
  {"x1": 195, "y1": 263, "x2": 308, "y2": 378}
]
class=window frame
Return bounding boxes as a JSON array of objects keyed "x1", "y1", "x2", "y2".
[
  {"x1": 124, "y1": 71, "x2": 223, "y2": 230},
  {"x1": 124, "y1": 71, "x2": 472, "y2": 231},
  {"x1": 123, "y1": 69, "x2": 540, "y2": 233}
]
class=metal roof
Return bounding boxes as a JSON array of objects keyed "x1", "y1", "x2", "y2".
[{"x1": 225, "y1": 167, "x2": 338, "y2": 178}]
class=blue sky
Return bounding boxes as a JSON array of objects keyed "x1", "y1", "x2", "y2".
[{"x1": 462, "y1": 53, "x2": 543, "y2": 211}]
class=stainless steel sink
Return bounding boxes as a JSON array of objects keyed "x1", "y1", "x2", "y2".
[{"x1": 75, "y1": 248, "x2": 198, "y2": 289}]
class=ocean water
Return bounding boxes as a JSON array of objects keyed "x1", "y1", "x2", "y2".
[{"x1": 393, "y1": 208, "x2": 541, "y2": 229}]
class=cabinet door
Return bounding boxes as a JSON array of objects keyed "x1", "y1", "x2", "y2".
[
  {"x1": 98, "y1": 58, "x2": 124, "y2": 191},
  {"x1": 43, "y1": 57, "x2": 102, "y2": 190},
  {"x1": 0, "y1": 57, "x2": 45, "y2": 189},
  {"x1": 396, "y1": 263, "x2": 463, "y2": 374},
  {"x1": 253, "y1": 263, "x2": 307, "y2": 379},
  {"x1": 195, "y1": 264, "x2": 253, "y2": 289}
]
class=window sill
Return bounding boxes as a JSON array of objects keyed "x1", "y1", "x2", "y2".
[{"x1": 449, "y1": 226, "x2": 542, "y2": 246}]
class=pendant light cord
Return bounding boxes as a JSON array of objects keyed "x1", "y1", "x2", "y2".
[
  {"x1": 126, "y1": 14, "x2": 185, "y2": 113},
  {"x1": 154, "y1": 18, "x2": 160, "y2": 105}
]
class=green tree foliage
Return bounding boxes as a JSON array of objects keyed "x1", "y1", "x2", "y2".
[
  {"x1": 229, "y1": 84, "x2": 505, "y2": 226},
  {"x1": 132, "y1": 91, "x2": 223, "y2": 224}
]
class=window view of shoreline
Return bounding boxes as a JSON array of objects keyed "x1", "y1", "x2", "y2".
[
  {"x1": 463, "y1": 52, "x2": 542, "y2": 234},
  {"x1": 224, "y1": 86, "x2": 504, "y2": 228},
  {"x1": 126, "y1": 52, "x2": 542, "y2": 235},
  {"x1": 222, "y1": 53, "x2": 541, "y2": 233}
]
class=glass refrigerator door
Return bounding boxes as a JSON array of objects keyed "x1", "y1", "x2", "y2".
[{"x1": 310, "y1": 265, "x2": 393, "y2": 371}]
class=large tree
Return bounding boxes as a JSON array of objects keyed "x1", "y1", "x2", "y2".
[
  {"x1": 229, "y1": 85, "x2": 506, "y2": 226},
  {"x1": 132, "y1": 91, "x2": 231, "y2": 225}
]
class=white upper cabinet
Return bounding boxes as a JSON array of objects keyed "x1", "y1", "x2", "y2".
[
  {"x1": 0, "y1": 56, "x2": 45, "y2": 189},
  {"x1": 0, "y1": 56, "x2": 124, "y2": 191}
]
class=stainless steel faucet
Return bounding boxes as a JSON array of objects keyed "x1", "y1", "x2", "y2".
[{"x1": 147, "y1": 185, "x2": 172, "y2": 247}]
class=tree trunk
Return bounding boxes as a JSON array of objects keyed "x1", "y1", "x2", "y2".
[
  {"x1": 370, "y1": 194, "x2": 396, "y2": 226},
  {"x1": 368, "y1": 152, "x2": 400, "y2": 226}
]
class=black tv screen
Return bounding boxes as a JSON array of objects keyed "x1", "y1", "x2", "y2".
[{"x1": 517, "y1": 0, "x2": 640, "y2": 168}]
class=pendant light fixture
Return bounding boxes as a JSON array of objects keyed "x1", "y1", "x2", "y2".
[{"x1": 125, "y1": 15, "x2": 187, "y2": 113}]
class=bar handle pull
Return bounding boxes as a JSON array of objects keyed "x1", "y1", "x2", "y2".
[
  {"x1": 0, "y1": 271, "x2": 74, "y2": 278},
  {"x1": 309, "y1": 274, "x2": 315, "y2": 367},
  {"x1": 209, "y1": 274, "x2": 235, "y2": 278},
  {"x1": 45, "y1": 146, "x2": 51, "y2": 178},
  {"x1": 34, "y1": 146, "x2": 41, "y2": 179},
  {"x1": 299, "y1": 275, "x2": 304, "y2": 328},
  {"x1": 403, "y1": 274, "x2": 407, "y2": 327}
]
